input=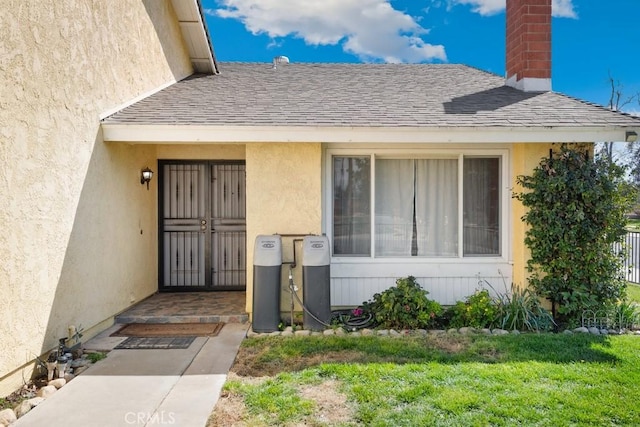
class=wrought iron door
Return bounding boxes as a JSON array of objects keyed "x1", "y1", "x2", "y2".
[{"x1": 159, "y1": 162, "x2": 246, "y2": 291}]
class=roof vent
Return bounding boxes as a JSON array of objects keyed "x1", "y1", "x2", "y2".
[{"x1": 272, "y1": 56, "x2": 290, "y2": 70}]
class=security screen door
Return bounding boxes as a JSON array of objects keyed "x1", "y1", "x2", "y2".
[{"x1": 159, "y1": 161, "x2": 246, "y2": 291}]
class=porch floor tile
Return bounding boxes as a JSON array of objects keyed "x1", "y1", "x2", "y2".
[{"x1": 115, "y1": 292, "x2": 248, "y2": 324}]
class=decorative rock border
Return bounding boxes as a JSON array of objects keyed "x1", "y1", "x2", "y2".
[
  {"x1": 247, "y1": 325, "x2": 640, "y2": 338},
  {"x1": 0, "y1": 354, "x2": 96, "y2": 426}
]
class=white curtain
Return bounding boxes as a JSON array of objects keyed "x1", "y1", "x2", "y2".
[
  {"x1": 463, "y1": 158, "x2": 500, "y2": 255},
  {"x1": 375, "y1": 160, "x2": 415, "y2": 256},
  {"x1": 415, "y1": 159, "x2": 458, "y2": 256},
  {"x1": 333, "y1": 157, "x2": 371, "y2": 255}
]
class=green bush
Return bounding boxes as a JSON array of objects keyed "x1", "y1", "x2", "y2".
[
  {"x1": 612, "y1": 300, "x2": 640, "y2": 330},
  {"x1": 493, "y1": 284, "x2": 555, "y2": 332},
  {"x1": 448, "y1": 290, "x2": 497, "y2": 329},
  {"x1": 363, "y1": 276, "x2": 442, "y2": 330},
  {"x1": 514, "y1": 145, "x2": 636, "y2": 325}
]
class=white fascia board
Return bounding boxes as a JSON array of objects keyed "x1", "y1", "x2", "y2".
[{"x1": 101, "y1": 124, "x2": 637, "y2": 144}]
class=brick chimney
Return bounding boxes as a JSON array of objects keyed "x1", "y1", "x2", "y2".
[{"x1": 506, "y1": 0, "x2": 552, "y2": 92}]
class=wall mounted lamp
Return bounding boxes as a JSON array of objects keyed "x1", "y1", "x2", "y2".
[
  {"x1": 140, "y1": 167, "x2": 153, "y2": 190},
  {"x1": 626, "y1": 131, "x2": 638, "y2": 143}
]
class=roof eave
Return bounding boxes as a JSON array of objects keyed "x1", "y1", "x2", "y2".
[
  {"x1": 101, "y1": 124, "x2": 640, "y2": 144},
  {"x1": 171, "y1": 0, "x2": 219, "y2": 75}
]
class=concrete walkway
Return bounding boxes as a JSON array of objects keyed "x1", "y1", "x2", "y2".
[{"x1": 14, "y1": 323, "x2": 248, "y2": 427}]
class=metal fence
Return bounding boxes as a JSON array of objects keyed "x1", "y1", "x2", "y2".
[{"x1": 618, "y1": 231, "x2": 640, "y2": 284}]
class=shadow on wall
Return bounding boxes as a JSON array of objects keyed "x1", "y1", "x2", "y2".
[
  {"x1": 39, "y1": 130, "x2": 158, "y2": 364},
  {"x1": 143, "y1": 0, "x2": 195, "y2": 79}
]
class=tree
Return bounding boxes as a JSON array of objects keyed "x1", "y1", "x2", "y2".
[
  {"x1": 514, "y1": 145, "x2": 636, "y2": 326},
  {"x1": 602, "y1": 73, "x2": 640, "y2": 164}
]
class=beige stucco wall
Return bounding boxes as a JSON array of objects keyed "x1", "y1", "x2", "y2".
[
  {"x1": 245, "y1": 143, "x2": 323, "y2": 315},
  {"x1": 156, "y1": 144, "x2": 246, "y2": 160},
  {"x1": 0, "y1": 0, "x2": 192, "y2": 395},
  {"x1": 511, "y1": 143, "x2": 561, "y2": 289}
]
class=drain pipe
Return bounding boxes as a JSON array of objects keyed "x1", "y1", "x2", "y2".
[{"x1": 280, "y1": 236, "x2": 304, "y2": 326}]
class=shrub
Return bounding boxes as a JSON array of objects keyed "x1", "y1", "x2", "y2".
[
  {"x1": 492, "y1": 283, "x2": 555, "y2": 332},
  {"x1": 449, "y1": 290, "x2": 497, "y2": 329},
  {"x1": 363, "y1": 276, "x2": 442, "y2": 330},
  {"x1": 612, "y1": 300, "x2": 640, "y2": 330},
  {"x1": 514, "y1": 145, "x2": 636, "y2": 325}
]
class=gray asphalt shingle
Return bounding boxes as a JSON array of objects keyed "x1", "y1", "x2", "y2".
[{"x1": 103, "y1": 62, "x2": 640, "y2": 128}]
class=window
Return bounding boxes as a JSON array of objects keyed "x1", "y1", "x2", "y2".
[{"x1": 332, "y1": 154, "x2": 501, "y2": 258}]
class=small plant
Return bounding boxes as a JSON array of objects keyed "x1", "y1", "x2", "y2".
[
  {"x1": 86, "y1": 352, "x2": 107, "y2": 363},
  {"x1": 363, "y1": 276, "x2": 442, "y2": 330},
  {"x1": 612, "y1": 300, "x2": 640, "y2": 330},
  {"x1": 491, "y1": 282, "x2": 555, "y2": 332},
  {"x1": 449, "y1": 289, "x2": 497, "y2": 329}
]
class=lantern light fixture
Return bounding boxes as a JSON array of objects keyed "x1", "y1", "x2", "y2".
[{"x1": 141, "y1": 167, "x2": 153, "y2": 190}]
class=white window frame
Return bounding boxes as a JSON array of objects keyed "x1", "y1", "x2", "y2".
[{"x1": 324, "y1": 146, "x2": 511, "y2": 265}]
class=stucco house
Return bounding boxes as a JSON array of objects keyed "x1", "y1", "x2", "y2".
[{"x1": 2, "y1": 0, "x2": 640, "y2": 395}]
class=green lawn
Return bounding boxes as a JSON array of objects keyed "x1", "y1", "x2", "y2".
[
  {"x1": 211, "y1": 334, "x2": 640, "y2": 426},
  {"x1": 627, "y1": 218, "x2": 640, "y2": 231},
  {"x1": 628, "y1": 283, "x2": 640, "y2": 304}
]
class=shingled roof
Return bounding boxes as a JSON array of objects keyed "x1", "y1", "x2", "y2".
[{"x1": 102, "y1": 62, "x2": 640, "y2": 143}]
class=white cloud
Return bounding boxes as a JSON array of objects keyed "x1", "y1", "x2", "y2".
[
  {"x1": 209, "y1": 0, "x2": 446, "y2": 63},
  {"x1": 552, "y1": 0, "x2": 577, "y2": 18},
  {"x1": 448, "y1": 0, "x2": 577, "y2": 18}
]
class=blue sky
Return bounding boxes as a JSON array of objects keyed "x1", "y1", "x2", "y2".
[{"x1": 203, "y1": 0, "x2": 640, "y2": 113}]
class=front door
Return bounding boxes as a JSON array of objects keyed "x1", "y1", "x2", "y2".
[{"x1": 159, "y1": 161, "x2": 246, "y2": 291}]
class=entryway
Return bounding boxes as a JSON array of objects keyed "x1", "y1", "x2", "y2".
[
  {"x1": 158, "y1": 161, "x2": 246, "y2": 291},
  {"x1": 115, "y1": 292, "x2": 248, "y2": 324}
]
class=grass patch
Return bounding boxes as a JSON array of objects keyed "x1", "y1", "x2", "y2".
[
  {"x1": 627, "y1": 218, "x2": 640, "y2": 231},
  {"x1": 627, "y1": 283, "x2": 640, "y2": 304},
  {"x1": 86, "y1": 351, "x2": 107, "y2": 363},
  {"x1": 209, "y1": 334, "x2": 640, "y2": 426}
]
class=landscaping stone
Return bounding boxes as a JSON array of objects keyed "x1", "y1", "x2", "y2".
[
  {"x1": 36, "y1": 385, "x2": 57, "y2": 399},
  {"x1": 70, "y1": 358, "x2": 90, "y2": 368},
  {"x1": 48, "y1": 378, "x2": 66, "y2": 389},
  {"x1": 0, "y1": 408, "x2": 17, "y2": 425},
  {"x1": 14, "y1": 401, "x2": 32, "y2": 418},
  {"x1": 26, "y1": 397, "x2": 44, "y2": 408},
  {"x1": 243, "y1": 324, "x2": 640, "y2": 341}
]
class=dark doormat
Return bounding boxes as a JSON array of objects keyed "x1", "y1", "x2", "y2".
[
  {"x1": 111, "y1": 323, "x2": 224, "y2": 337},
  {"x1": 114, "y1": 336, "x2": 196, "y2": 350}
]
